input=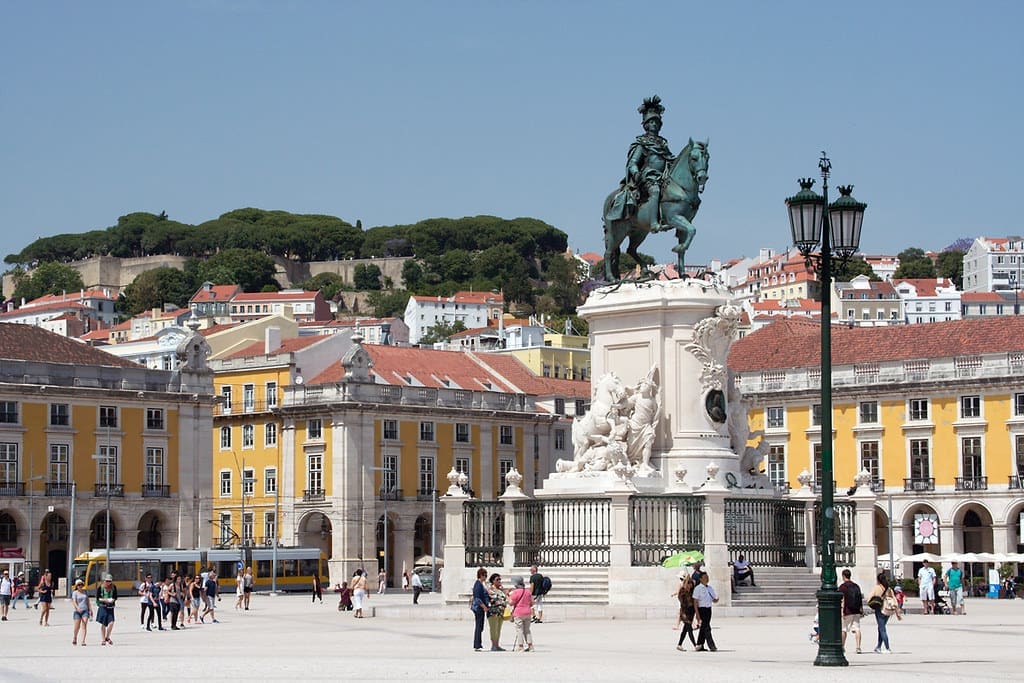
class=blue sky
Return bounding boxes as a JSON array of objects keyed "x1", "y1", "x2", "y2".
[{"x1": 2, "y1": 1, "x2": 1021, "y2": 267}]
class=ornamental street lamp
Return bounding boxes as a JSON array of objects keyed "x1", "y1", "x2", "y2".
[{"x1": 785, "y1": 152, "x2": 867, "y2": 668}]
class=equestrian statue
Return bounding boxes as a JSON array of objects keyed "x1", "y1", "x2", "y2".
[{"x1": 602, "y1": 95, "x2": 709, "y2": 281}]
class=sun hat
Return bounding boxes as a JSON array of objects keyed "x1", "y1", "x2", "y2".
[
  {"x1": 102, "y1": 573, "x2": 113, "y2": 582},
  {"x1": 74, "y1": 579, "x2": 84, "y2": 586},
  {"x1": 512, "y1": 576, "x2": 525, "y2": 589}
]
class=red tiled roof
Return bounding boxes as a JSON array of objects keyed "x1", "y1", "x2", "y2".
[
  {"x1": 22, "y1": 289, "x2": 115, "y2": 307},
  {"x1": 729, "y1": 316, "x2": 1024, "y2": 372},
  {"x1": 892, "y1": 278, "x2": 956, "y2": 297},
  {"x1": 0, "y1": 324, "x2": 140, "y2": 368},
  {"x1": 751, "y1": 298, "x2": 821, "y2": 312},
  {"x1": 311, "y1": 346, "x2": 517, "y2": 392},
  {"x1": 79, "y1": 329, "x2": 111, "y2": 341},
  {"x1": 410, "y1": 291, "x2": 503, "y2": 305},
  {"x1": 223, "y1": 335, "x2": 327, "y2": 360},
  {"x1": 189, "y1": 284, "x2": 239, "y2": 303},
  {"x1": 232, "y1": 291, "x2": 318, "y2": 302},
  {"x1": 578, "y1": 252, "x2": 603, "y2": 265},
  {"x1": 0, "y1": 301, "x2": 90, "y2": 319},
  {"x1": 961, "y1": 292, "x2": 1005, "y2": 302},
  {"x1": 198, "y1": 323, "x2": 239, "y2": 337},
  {"x1": 474, "y1": 353, "x2": 589, "y2": 398}
]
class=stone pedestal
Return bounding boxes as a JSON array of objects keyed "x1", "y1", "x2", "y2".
[{"x1": 571, "y1": 278, "x2": 740, "y2": 491}]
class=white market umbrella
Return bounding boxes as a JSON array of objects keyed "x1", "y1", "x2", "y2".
[{"x1": 901, "y1": 552, "x2": 943, "y2": 563}]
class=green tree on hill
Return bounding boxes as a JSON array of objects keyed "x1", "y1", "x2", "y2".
[
  {"x1": 893, "y1": 247, "x2": 936, "y2": 279},
  {"x1": 11, "y1": 261, "x2": 85, "y2": 302},
  {"x1": 117, "y1": 266, "x2": 196, "y2": 316}
]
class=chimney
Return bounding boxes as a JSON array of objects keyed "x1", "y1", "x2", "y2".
[{"x1": 265, "y1": 326, "x2": 282, "y2": 354}]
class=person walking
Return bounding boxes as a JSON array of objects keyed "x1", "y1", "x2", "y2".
[
  {"x1": 377, "y1": 570, "x2": 387, "y2": 594},
  {"x1": 71, "y1": 579, "x2": 93, "y2": 645},
  {"x1": 188, "y1": 575, "x2": 202, "y2": 624},
  {"x1": 351, "y1": 570, "x2": 368, "y2": 618},
  {"x1": 838, "y1": 569, "x2": 864, "y2": 654},
  {"x1": 917, "y1": 559, "x2": 937, "y2": 614},
  {"x1": 508, "y1": 576, "x2": 534, "y2": 652},
  {"x1": 201, "y1": 568, "x2": 219, "y2": 624},
  {"x1": 411, "y1": 571, "x2": 423, "y2": 605},
  {"x1": 312, "y1": 574, "x2": 324, "y2": 604},
  {"x1": 674, "y1": 572, "x2": 698, "y2": 651},
  {"x1": 36, "y1": 569, "x2": 54, "y2": 626},
  {"x1": 945, "y1": 561, "x2": 965, "y2": 615},
  {"x1": 692, "y1": 572, "x2": 719, "y2": 652},
  {"x1": 528, "y1": 565, "x2": 545, "y2": 624},
  {"x1": 868, "y1": 572, "x2": 900, "y2": 654},
  {"x1": 486, "y1": 573, "x2": 508, "y2": 652},
  {"x1": 243, "y1": 567, "x2": 254, "y2": 610},
  {"x1": 234, "y1": 569, "x2": 245, "y2": 610},
  {"x1": 0, "y1": 569, "x2": 12, "y2": 621},
  {"x1": 95, "y1": 574, "x2": 118, "y2": 645},
  {"x1": 12, "y1": 571, "x2": 29, "y2": 610},
  {"x1": 164, "y1": 577, "x2": 181, "y2": 630},
  {"x1": 402, "y1": 571, "x2": 410, "y2": 591},
  {"x1": 471, "y1": 567, "x2": 490, "y2": 652},
  {"x1": 139, "y1": 574, "x2": 156, "y2": 631}
]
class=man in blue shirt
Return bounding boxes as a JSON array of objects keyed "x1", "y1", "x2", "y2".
[{"x1": 692, "y1": 572, "x2": 719, "y2": 652}]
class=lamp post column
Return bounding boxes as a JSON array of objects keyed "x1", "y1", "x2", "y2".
[{"x1": 105, "y1": 424, "x2": 111, "y2": 574}]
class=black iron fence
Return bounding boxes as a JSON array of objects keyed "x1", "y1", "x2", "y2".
[
  {"x1": 629, "y1": 495, "x2": 704, "y2": 566},
  {"x1": 814, "y1": 501, "x2": 856, "y2": 567},
  {"x1": 513, "y1": 498, "x2": 611, "y2": 567},
  {"x1": 464, "y1": 501, "x2": 504, "y2": 567},
  {"x1": 725, "y1": 498, "x2": 807, "y2": 567}
]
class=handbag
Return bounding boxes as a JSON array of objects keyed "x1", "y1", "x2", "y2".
[
  {"x1": 867, "y1": 594, "x2": 883, "y2": 610},
  {"x1": 882, "y1": 590, "x2": 899, "y2": 616},
  {"x1": 503, "y1": 605, "x2": 512, "y2": 621}
]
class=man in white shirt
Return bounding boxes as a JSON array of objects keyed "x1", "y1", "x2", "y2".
[
  {"x1": 691, "y1": 572, "x2": 719, "y2": 652},
  {"x1": 917, "y1": 559, "x2": 937, "y2": 615},
  {"x1": 411, "y1": 571, "x2": 423, "y2": 604},
  {"x1": 0, "y1": 570, "x2": 12, "y2": 621}
]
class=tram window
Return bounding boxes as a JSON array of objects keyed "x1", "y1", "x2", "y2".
[
  {"x1": 110, "y1": 562, "x2": 142, "y2": 583},
  {"x1": 217, "y1": 562, "x2": 237, "y2": 579},
  {"x1": 299, "y1": 559, "x2": 319, "y2": 576},
  {"x1": 256, "y1": 560, "x2": 271, "y2": 577}
]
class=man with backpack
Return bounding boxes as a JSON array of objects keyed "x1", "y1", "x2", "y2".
[
  {"x1": 838, "y1": 569, "x2": 865, "y2": 654},
  {"x1": 529, "y1": 565, "x2": 550, "y2": 624}
]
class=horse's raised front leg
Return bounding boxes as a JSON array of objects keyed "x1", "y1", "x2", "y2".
[
  {"x1": 670, "y1": 218, "x2": 696, "y2": 276},
  {"x1": 604, "y1": 219, "x2": 624, "y2": 281}
]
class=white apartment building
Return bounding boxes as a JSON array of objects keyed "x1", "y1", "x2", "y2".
[
  {"x1": 963, "y1": 237, "x2": 1024, "y2": 293},
  {"x1": 894, "y1": 278, "x2": 961, "y2": 324},
  {"x1": 403, "y1": 291, "x2": 503, "y2": 345}
]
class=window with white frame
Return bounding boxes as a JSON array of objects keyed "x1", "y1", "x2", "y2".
[
  {"x1": 264, "y1": 467, "x2": 277, "y2": 495},
  {"x1": 1015, "y1": 393, "x2": 1024, "y2": 417},
  {"x1": 145, "y1": 447, "x2": 164, "y2": 487},
  {"x1": 308, "y1": 419, "x2": 323, "y2": 440},
  {"x1": 910, "y1": 439, "x2": 930, "y2": 479},
  {"x1": 960, "y1": 395, "x2": 981, "y2": 419},
  {"x1": 554, "y1": 398, "x2": 565, "y2": 415},
  {"x1": 766, "y1": 406, "x2": 785, "y2": 429},
  {"x1": 307, "y1": 454, "x2": 323, "y2": 493},
  {"x1": 961, "y1": 437, "x2": 982, "y2": 479},
  {"x1": 265, "y1": 423, "x2": 277, "y2": 447},
  {"x1": 499, "y1": 425, "x2": 513, "y2": 446},
  {"x1": 220, "y1": 426, "x2": 232, "y2": 449},
  {"x1": 382, "y1": 454, "x2": 398, "y2": 494},
  {"x1": 219, "y1": 512, "x2": 232, "y2": 545},
  {"x1": 418, "y1": 455, "x2": 434, "y2": 496},
  {"x1": 909, "y1": 398, "x2": 929, "y2": 421},
  {"x1": 383, "y1": 419, "x2": 399, "y2": 440},
  {"x1": 859, "y1": 401, "x2": 879, "y2": 424},
  {"x1": 99, "y1": 405, "x2": 118, "y2": 428},
  {"x1": 455, "y1": 457, "x2": 470, "y2": 484},
  {"x1": 96, "y1": 444, "x2": 117, "y2": 485},
  {"x1": 264, "y1": 512, "x2": 276, "y2": 543},
  {"x1": 243, "y1": 384, "x2": 255, "y2": 412},
  {"x1": 1016, "y1": 435, "x2": 1024, "y2": 477},
  {"x1": 242, "y1": 467, "x2": 255, "y2": 496},
  {"x1": 242, "y1": 424, "x2": 255, "y2": 448},
  {"x1": 812, "y1": 443, "x2": 823, "y2": 484},
  {"x1": 860, "y1": 441, "x2": 880, "y2": 481},
  {"x1": 266, "y1": 382, "x2": 278, "y2": 408},
  {"x1": 242, "y1": 512, "x2": 254, "y2": 543},
  {"x1": 767, "y1": 445, "x2": 785, "y2": 486},
  {"x1": 0, "y1": 443, "x2": 18, "y2": 484},
  {"x1": 498, "y1": 458, "x2": 514, "y2": 494},
  {"x1": 0, "y1": 402, "x2": 18, "y2": 424},
  {"x1": 49, "y1": 444, "x2": 69, "y2": 483},
  {"x1": 419, "y1": 421, "x2": 435, "y2": 442},
  {"x1": 221, "y1": 386, "x2": 232, "y2": 412},
  {"x1": 810, "y1": 404, "x2": 822, "y2": 427},
  {"x1": 554, "y1": 429, "x2": 566, "y2": 451},
  {"x1": 50, "y1": 403, "x2": 70, "y2": 426},
  {"x1": 146, "y1": 408, "x2": 164, "y2": 430},
  {"x1": 220, "y1": 470, "x2": 232, "y2": 496},
  {"x1": 455, "y1": 423, "x2": 470, "y2": 443}
]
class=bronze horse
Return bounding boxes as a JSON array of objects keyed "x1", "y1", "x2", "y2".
[{"x1": 602, "y1": 139, "x2": 709, "y2": 280}]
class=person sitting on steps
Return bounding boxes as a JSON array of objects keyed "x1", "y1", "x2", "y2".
[{"x1": 732, "y1": 555, "x2": 756, "y2": 589}]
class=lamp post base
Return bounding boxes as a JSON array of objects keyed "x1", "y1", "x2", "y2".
[{"x1": 814, "y1": 587, "x2": 848, "y2": 667}]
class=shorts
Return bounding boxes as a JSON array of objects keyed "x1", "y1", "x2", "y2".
[
  {"x1": 0, "y1": 595, "x2": 10, "y2": 606},
  {"x1": 919, "y1": 585, "x2": 935, "y2": 600},
  {"x1": 352, "y1": 589, "x2": 366, "y2": 610},
  {"x1": 532, "y1": 595, "x2": 544, "y2": 610},
  {"x1": 244, "y1": 586, "x2": 253, "y2": 593},
  {"x1": 39, "y1": 593, "x2": 53, "y2": 604},
  {"x1": 841, "y1": 614, "x2": 861, "y2": 633},
  {"x1": 206, "y1": 595, "x2": 217, "y2": 609},
  {"x1": 73, "y1": 609, "x2": 90, "y2": 621},
  {"x1": 948, "y1": 587, "x2": 963, "y2": 606},
  {"x1": 192, "y1": 598, "x2": 201, "y2": 609},
  {"x1": 96, "y1": 607, "x2": 115, "y2": 626}
]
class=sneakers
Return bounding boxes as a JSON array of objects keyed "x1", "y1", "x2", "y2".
[
  {"x1": 676, "y1": 645, "x2": 685, "y2": 651},
  {"x1": 873, "y1": 648, "x2": 881, "y2": 654},
  {"x1": 694, "y1": 646, "x2": 706, "y2": 652}
]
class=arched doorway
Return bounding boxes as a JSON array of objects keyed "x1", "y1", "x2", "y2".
[
  {"x1": 413, "y1": 514, "x2": 432, "y2": 560},
  {"x1": 958, "y1": 506, "x2": 993, "y2": 554},
  {"x1": 138, "y1": 511, "x2": 164, "y2": 548},
  {"x1": 375, "y1": 512, "x2": 394, "y2": 584},
  {"x1": 0, "y1": 511, "x2": 17, "y2": 545},
  {"x1": 40, "y1": 512, "x2": 68, "y2": 579},
  {"x1": 89, "y1": 512, "x2": 116, "y2": 551},
  {"x1": 298, "y1": 511, "x2": 332, "y2": 559}
]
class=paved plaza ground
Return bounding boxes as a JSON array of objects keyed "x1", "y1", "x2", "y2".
[{"x1": 0, "y1": 589, "x2": 1021, "y2": 681}]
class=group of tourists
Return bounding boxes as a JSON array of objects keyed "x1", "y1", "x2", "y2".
[
  {"x1": 0, "y1": 568, "x2": 56, "y2": 625},
  {"x1": 671, "y1": 565, "x2": 720, "y2": 652},
  {"x1": 470, "y1": 564, "x2": 551, "y2": 652}
]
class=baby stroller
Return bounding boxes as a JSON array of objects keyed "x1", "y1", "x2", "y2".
[{"x1": 933, "y1": 589, "x2": 952, "y2": 615}]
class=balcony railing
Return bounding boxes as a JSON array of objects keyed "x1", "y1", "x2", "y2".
[
  {"x1": 811, "y1": 480, "x2": 837, "y2": 494},
  {"x1": 378, "y1": 489, "x2": 402, "y2": 501},
  {"x1": 416, "y1": 488, "x2": 437, "y2": 502},
  {"x1": 214, "y1": 399, "x2": 279, "y2": 416},
  {"x1": 904, "y1": 477, "x2": 935, "y2": 492},
  {"x1": 302, "y1": 488, "x2": 325, "y2": 503},
  {"x1": 45, "y1": 482, "x2": 74, "y2": 496},
  {"x1": 141, "y1": 484, "x2": 170, "y2": 498},
  {"x1": 0, "y1": 482, "x2": 25, "y2": 496},
  {"x1": 955, "y1": 476, "x2": 988, "y2": 491},
  {"x1": 1010, "y1": 475, "x2": 1023, "y2": 490},
  {"x1": 869, "y1": 479, "x2": 886, "y2": 493},
  {"x1": 94, "y1": 483, "x2": 125, "y2": 497}
]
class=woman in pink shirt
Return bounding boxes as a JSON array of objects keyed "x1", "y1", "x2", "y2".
[{"x1": 508, "y1": 576, "x2": 534, "y2": 652}]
